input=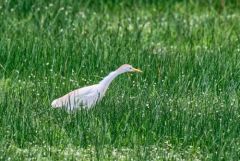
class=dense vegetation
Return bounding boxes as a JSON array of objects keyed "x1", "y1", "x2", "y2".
[{"x1": 0, "y1": 0, "x2": 240, "y2": 160}]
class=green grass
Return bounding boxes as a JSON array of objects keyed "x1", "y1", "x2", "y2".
[{"x1": 1, "y1": 0, "x2": 240, "y2": 160}]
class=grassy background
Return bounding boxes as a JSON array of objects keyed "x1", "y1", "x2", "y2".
[{"x1": 0, "y1": 0, "x2": 240, "y2": 160}]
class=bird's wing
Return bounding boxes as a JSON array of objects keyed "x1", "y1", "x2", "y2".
[
  {"x1": 67, "y1": 84, "x2": 98, "y2": 98},
  {"x1": 78, "y1": 91, "x2": 100, "y2": 109},
  {"x1": 51, "y1": 84, "x2": 100, "y2": 110}
]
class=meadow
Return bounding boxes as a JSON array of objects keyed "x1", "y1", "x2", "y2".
[{"x1": 0, "y1": 0, "x2": 240, "y2": 160}]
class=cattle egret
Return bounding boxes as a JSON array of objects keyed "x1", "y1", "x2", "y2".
[{"x1": 51, "y1": 64, "x2": 142, "y2": 111}]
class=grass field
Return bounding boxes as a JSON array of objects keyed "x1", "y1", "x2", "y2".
[{"x1": 0, "y1": 0, "x2": 240, "y2": 160}]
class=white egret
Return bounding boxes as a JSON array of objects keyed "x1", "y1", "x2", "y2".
[{"x1": 51, "y1": 64, "x2": 142, "y2": 111}]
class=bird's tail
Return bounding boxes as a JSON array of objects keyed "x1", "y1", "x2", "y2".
[{"x1": 51, "y1": 99, "x2": 62, "y2": 108}]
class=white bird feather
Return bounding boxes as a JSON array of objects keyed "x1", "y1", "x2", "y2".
[{"x1": 51, "y1": 64, "x2": 142, "y2": 111}]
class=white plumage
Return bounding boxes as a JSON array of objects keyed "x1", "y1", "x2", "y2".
[{"x1": 51, "y1": 64, "x2": 142, "y2": 111}]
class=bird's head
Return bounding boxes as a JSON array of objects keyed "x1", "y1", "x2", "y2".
[{"x1": 117, "y1": 64, "x2": 142, "y2": 73}]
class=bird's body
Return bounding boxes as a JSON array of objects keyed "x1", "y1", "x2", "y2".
[
  {"x1": 51, "y1": 64, "x2": 142, "y2": 111},
  {"x1": 51, "y1": 84, "x2": 100, "y2": 111}
]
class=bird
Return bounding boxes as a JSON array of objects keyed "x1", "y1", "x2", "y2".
[{"x1": 51, "y1": 64, "x2": 142, "y2": 111}]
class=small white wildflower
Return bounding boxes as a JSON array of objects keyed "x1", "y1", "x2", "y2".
[
  {"x1": 79, "y1": 12, "x2": 86, "y2": 19},
  {"x1": 128, "y1": 24, "x2": 134, "y2": 31},
  {"x1": 146, "y1": 103, "x2": 150, "y2": 108}
]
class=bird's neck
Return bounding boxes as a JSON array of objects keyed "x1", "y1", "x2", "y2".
[{"x1": 99, "y1": 70, "x2": 122, "y2": 88}]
